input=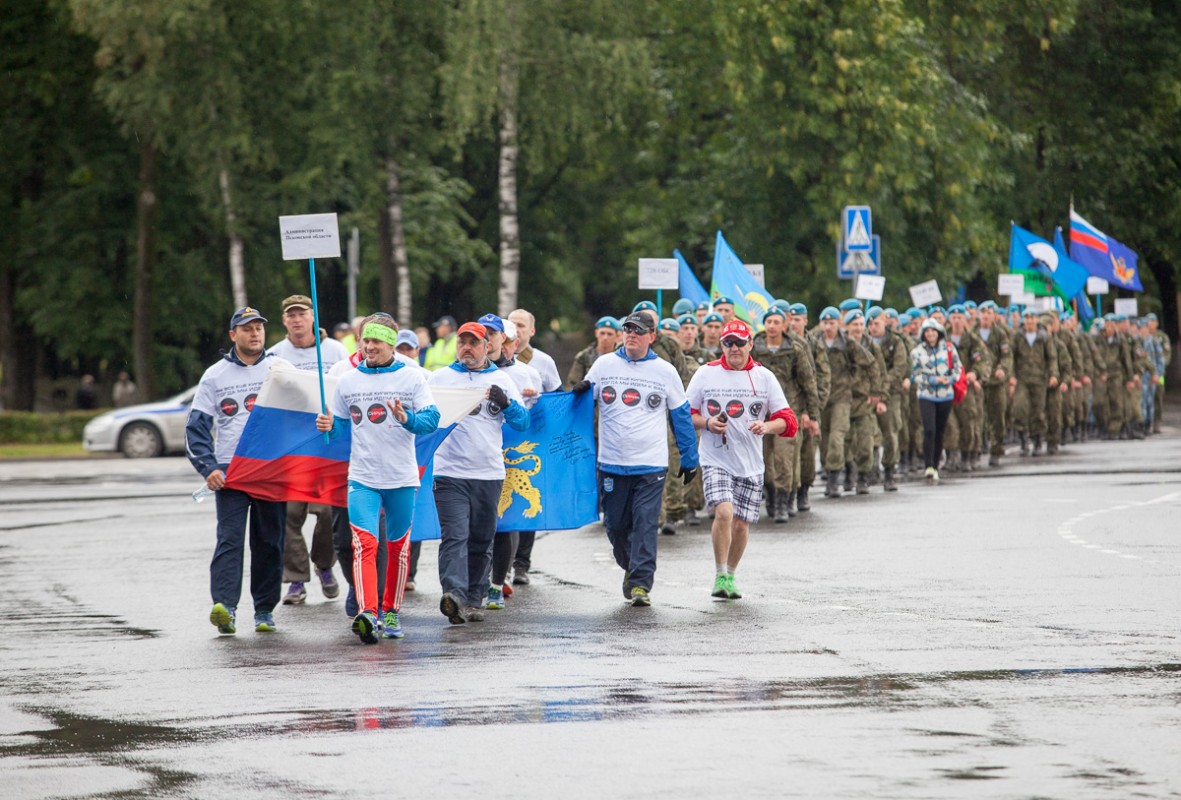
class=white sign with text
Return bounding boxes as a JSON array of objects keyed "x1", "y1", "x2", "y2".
[
  {"x1": 638, "y1": 258, "x2": 679, "y2": 290},
  {"x1": 744, "y1": 263, "x2": 765, "y2": 287},
  {"x1": 855, "y1": 274, "x2": 885, "y2": 301},
  {"x1": 1087, "y1": 276, "x2": 1110, "y2": 295},
  {"x1": 997, "y1": 274, "x2": 1026, "y2": 296},
  {"x1": 1114, "y1": 298, "x2": 1139, "y2": 316},
  {"x1": 279, "y1": 213, "x2": 341, "y2": 260},
  {"x1": 908, "y1": 279, "x2": 942, "y2": 307}
]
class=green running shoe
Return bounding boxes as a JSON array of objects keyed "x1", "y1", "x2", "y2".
[
  {"x1": 254, "y1": 612, "x2": 277, "y2": 633},
  {"x1": 352, "y1": 611, "x2": 379, "y2": 644},
  {"x1": 382, "y1": 611, "x2": 405, "y2": 639},
  {"x1": 210, "y1": 603, "x2": 236, "y2": 635},
  {"x1": 725, "y1": 574, "x2": 742, "y2": 600},
  {"x1": 711, "y1": 574, "x2": 729, "y2": 599},
  {"x1": 630, "y1": 586, "x2": 651, "y2": 607}
]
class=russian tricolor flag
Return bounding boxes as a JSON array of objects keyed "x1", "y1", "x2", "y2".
[
  {"x1": 1069, "y1": 209, "x2": 1109, "y2": 255},
  {"x1": 224, "y1": 365, "x2": 482, "y2": 541}
]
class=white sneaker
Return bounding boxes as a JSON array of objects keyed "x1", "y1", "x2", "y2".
[{"x1": 924, "y1": 467, "x2": 938, "y2": 485}]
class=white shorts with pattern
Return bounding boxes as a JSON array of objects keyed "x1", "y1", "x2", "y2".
[{"x1": 702, "y1": 465, "x2": 764, "y2": 523}]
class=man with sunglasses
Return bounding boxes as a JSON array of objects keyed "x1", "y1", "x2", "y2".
[
  {"x1": 576, "y1": 313, "x2": 699, "y2": 607},
  {"x1": 686, "y1": 320, "x2": 798, "y2": 600}
]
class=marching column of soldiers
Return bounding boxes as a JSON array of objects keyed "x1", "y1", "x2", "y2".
[{"x1": 566, "y1": 296, "x2": 1171, "y2": 528}]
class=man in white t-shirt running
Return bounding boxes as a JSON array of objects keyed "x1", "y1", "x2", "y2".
[
  {"x1": 268, "y1": 294, "x2": 351, "y2": 606},
  {"x1": 577, "y1": 313, "x2": 699, "y2": 607},
  {"x1": 686, "y1": 319, "x2": 797, "y2": 600}
]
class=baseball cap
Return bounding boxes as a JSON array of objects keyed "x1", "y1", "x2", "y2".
[
  {"x1": 395, "y1": 330, "x2": 420, "y2": 350},
  {"x1": 720, "y1": 320, "x2": 752, "y2": 342},
  {"x1": 503, "y1": 321, "x2": 518, "y2": 341},
  {"x1": 477, "y1": 313, "x2": 505, "y2": 333},
  {"x1": 281, "y1": 295, "x2": 312, "y2": 314},
  {"x1": 658, "y1": 318, "x2": 681, "y2": 332},
  {"x1": 433, "y1": 314, "x2": 458, "y2": 329},
  {"x1": 229, "y1": 306, "x2": 267, "y2": 329},
  {"x1": 677, "y1": 313, "x2": 697, "y2": 326},
  {"x1": 595, "y1": 316, "x2": 622, "y2": 331},
  {"x1": 456, "y1": 321, "x2": 487, "y2": 339},
  {"x1": 621, "y1": 313, "x2": 655, "y2": 334},
  {"x1": 819, "y1": 306, "x2": 840, "y2": 321}
]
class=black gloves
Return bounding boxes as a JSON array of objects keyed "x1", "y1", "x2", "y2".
[
  {"x1": 488, "y1": 383, "x2": 510, "y2": 409},
  {"x1": 571, "y1": 380, "x2": 591, "y2": 394},
  {"x1": 678, "y1": 466, "x2": 697, "y2": 485}
]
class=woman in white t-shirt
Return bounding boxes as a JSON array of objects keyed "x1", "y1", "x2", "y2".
[{"x1": 316, "y1": 318, "x2": 440, "y2": 644}]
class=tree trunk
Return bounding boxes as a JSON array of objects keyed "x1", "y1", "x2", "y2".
[
  {"x1": 377, "y1": 207, "x2": 395, "y2": 315},
  {"x1": 0, "y1": 269, "x2": 36, "y2": 411},
  {"x1": 219, "y1": 166, "x2": 247, "y2": 309},
  {"x1": 133, "y1": 140, "x2": 158, "y2": 400},
  {"x1": 385, "y1": 156, "x2": 411, "y2": 326},
  {"x1": 496, "y1": 55, "x2": 521, "y2": 318}
]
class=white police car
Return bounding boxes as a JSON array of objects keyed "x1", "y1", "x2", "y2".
[{"x1": 82, "y1": 386, "x2": 197, "y2": 458}]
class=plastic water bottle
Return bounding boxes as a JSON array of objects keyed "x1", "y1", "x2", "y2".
[{"x1": 192, "y1": 485, "x2": 216, "y2": 503}]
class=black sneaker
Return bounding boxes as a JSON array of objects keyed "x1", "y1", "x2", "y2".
[{"x1": 512, "y1": 569, "x2": 530, "y2": 586}]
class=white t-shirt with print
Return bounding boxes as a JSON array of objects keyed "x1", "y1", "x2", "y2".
[
  {"x1": 428, "y1": 365, "x2": 525, "y2": 480},
  {"x1": 269, "y1": 337, "x2": 350, "y2": 373},
  {"x1": 331, "y1": 364, "x2": 435, "y2": 489},
  {"x1": 685, "y1": 361, "x2": 790, "y2": 479},
  {"x1": 191, "y1": 354, "x2": 293, "y2": 465},
  {"x1": 585, "y1": 351, "x2": 687, "y2": 470}
]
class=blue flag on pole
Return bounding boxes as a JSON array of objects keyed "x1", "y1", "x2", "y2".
[
  {"x1": 1054, "y1": 228, "x2": 1094, "y2": 325},
  {"x1": 1069, "y1": 208, "x2": 1143, "y2": 291},
  {"x1": 674, "y1": 249, "x2": 710, "y2": 306},
  {"x1": 1008, "y1": 223, "x2": 1089, "y2": 301},
  {"x1": 710, "y1": 230, "x2": 775, "y2": 327}
]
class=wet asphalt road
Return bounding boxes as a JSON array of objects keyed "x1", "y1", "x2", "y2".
[{"x1": 1, "y1": 415, "x2": 1179, "y2": 799}]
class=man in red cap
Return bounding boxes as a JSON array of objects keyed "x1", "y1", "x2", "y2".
[{"x1": 686, "y1": 320, "x2": 798, "y2": 600}]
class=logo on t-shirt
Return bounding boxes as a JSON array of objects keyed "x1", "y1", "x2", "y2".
[
  {"x1": 645, "y1": 392, "x2": 663, "y2": 410},
  {"x1": 367, "y1": 403, "x2": 388, "y2": 424},
  {"x1": 705, "y1": 399, "x2": 722, "y2": 417},
  {"x1": 749, "y1": 401, "x2": 764, "y2": 419},
  {"x1": 621, "y1": 388, "x2": 641, "y2": 406},
  {"x1": 726, "y1": 400, "x2": 745, "y2": 418},
  {"x1": 487, "y1": 400, "x2": 503, "y2": 417},
  {"x1": 349, "y1": 405, "x2": 364, "y2": 425},
  {"x1": 601, "y1": 386, "x2": 618, "y2": 404},
  {"x1": 219, "y1": 397, "x2": 239, "y2": 417},
  {"x1": 244, "y1": 393, "x2": 257, "y2": 412}
]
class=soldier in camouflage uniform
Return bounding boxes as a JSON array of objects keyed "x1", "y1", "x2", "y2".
[
  {"x1": 657, "y1": 316, "x2": 702, "y2": 534},
  {"x1": 1120, "y1": 315, "x2": 1147, "y2": 439},
  {"x1": 790, "y1": 303, "x2": 829, "y2": 511},
  {"x1": 674, "y1": 313, "x2": 707, "y2": 520},
  {"x1": 752, "y1": 307, "x2": 819, "y2": 521},
  {"x1": 975, "y1": 301, "x2": 1013, "y2": 466},
  {"x1": 1096, "y1": 316, "x2": 1129, "y2": 438},
  {"x1": 943, "y1": 305, "x2": 992, "y2": 471},
  {"x1": 1010, "y1": 309, "x2": 1058, "y2": 456},
  {"x1": 1039, "y1": 313, "x2": 1071, "y2": 455},
  {"x1": 1147, "y1": 313, "x2": 1170, "y2": 433},
  {"x1": 868, "y1": 307, "x2": 908, "y2": 491},
  {"x1": 842, "y1": 309, "x2": 886, "y2": 495},
  {"x1": 566, "y1": 316, "x2": 622, "y2": 388}
]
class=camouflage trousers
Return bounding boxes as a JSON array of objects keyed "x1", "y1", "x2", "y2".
[{"x1": 1011, "y1": 380, "x2": 1047, "y2": 436}]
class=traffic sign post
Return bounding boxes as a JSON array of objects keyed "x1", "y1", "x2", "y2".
[
  {"x1": 843, "y1": 205, "x2": 872, "y2": 253},
  {"x1": 837, "y1": 234, "x2": 881, "y2": 280}
]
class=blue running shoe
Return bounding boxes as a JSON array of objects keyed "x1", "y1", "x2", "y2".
[
  {"x1": 254, "y1": 612, "x2": 277, "y2": 633},
  {"x1": 486, "y1": 585, "x2": 505, "y2": 610},
  {"x1": 210, "y1": 603, "x2": 236, "y2": 635},
  {"x1": 352, "y1": 611, "x2": 379, "y2": 644},
  {"x1": 382, "y1": 611, "x2": 405, "y2": 639},
  {"x1": 345, "y1": 585, "x2": 358, "y2": 617}
]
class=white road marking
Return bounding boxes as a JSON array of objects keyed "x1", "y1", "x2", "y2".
[{"x1": 1055, "y1": 489, "x2": 1181, "y2": 567}]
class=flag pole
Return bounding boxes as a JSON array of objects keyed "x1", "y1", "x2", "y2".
[{"x1": 308, "y1": 257, "x2": 328, "y2": 442}]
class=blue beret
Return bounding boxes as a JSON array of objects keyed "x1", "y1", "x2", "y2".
[
  {"x1": 819, "y1": 306, "x2": 840, "y2": 321},
  {"x1": 979, "y1": 300, "x2": 998, "y2": 311},
  {"x1": 595, "y1": 316, "x2": 621, "y2": 330},
  {"x1": 696, "y1": 301, "x2": 711, "y2": 311},
  {"x1": 907, "y1": 307, "x2": 923, "y2": 317},
  {"x1": 789, "y1": 302, "x2": 808, "y2": 316},
  {"x1": 632, "y1": 300, "x2": 657, "y2": 313},
  {"x1": 897, "y1": 313, "x2": 912, "y2": 325},
  {"x1": 772, "y1": 298, "x2": 792, "y2": 312},
  {"x1": 843, "y1": 309, "x2": 865, "y2": 325},
  {"x1": 948, "y1": 304, "x2": 966, "y2": 315},
  {"x1": 658, "y1": 317, "x2": 681, "y2": 332},
  {"x1": 702, "y1": 313, "x2": 724, "y2": 325},
  {"x1": 1146, "y1": 312, "x2": 1158, "y2": 321},
  {"x1": 866, "y1": 306, "x2": 883, "y2": 320},
  {"x1": 838, "y1": 298, "x2": 861, "y2": 312},
  {"x1": 963, "y1": 300, "x2": 977, "y2": 310},
  {"x1": 762, "y1": 307, "x2": 787, "y2": 321},
  {"x1": 677, "y1": 313, "x2": 697, "y2": 326},
  {"x1": 672, "y1": 298, "x2": 695, "y2": 316},
  {"x1": 713, "y1": 295, "x2": 735, "y2": 306},
  {"x1": 884, "y1": 308, "x2": 898, "y2": 319}
]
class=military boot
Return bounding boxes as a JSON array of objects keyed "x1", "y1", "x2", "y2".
[
  {"x1": 1032, "y1": 435, "x2": 1043, "y2": 456},
  {"x1": 825, "y1": 472, "x2": 840, "y2": 498},
  {"x1": 856, "y1": 473, "x2": 870, "y2": 495},
  {"x1": 883, "y1": 466, "x2": 898, "y2": 492},
  {"x1": 842, "y1": 462, "x2": 854, "y2": 493},
  {"x1": 988, "y1": 453, "x2": 1001, "y2": 467},
  {"x1": 1131, "y1": 422, "x2": 1146, "y2": 440},
  {"x1": 773, "y1": 490, "x2": 790, "y2": 523},
  {"x1": 1019, "y1": 433, "x2": 1029, "y2": 456},
  {"x1": 871, "y1": 447, "x2": 883, "y2": 485},
  {"x1": 961, "y1": 450, "x2": 973, "y2": 472},
  {"x1": 786, "y1": 489, "x2": 798, "y2": 517},
  {"x1": 796, "y1": 485, "x2": 811, "y2": 511}
]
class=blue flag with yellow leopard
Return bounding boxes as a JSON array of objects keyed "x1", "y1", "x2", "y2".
[
  {"x1": 710, "y1": 230, "x2": 775, "y2": 328},
  {"x1": 496, "y1": 389, "x2": 599, "y2": 532}
]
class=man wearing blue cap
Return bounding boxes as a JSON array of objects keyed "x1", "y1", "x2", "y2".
[
  {"x1": 792, "y1": 304, "x2": 829, "y2": 510},
  {"x1": 567, "y1": 316, "x2": 622, "y2": 388},
  {"x1": 1011, "y1": 310, "x2": 1057, "y2": 455},
  {"x1": 712, "y1": 296, "x2": 737, "y2": 323},
  {"x1": 816, "y1": 307, "x2": 877, "y2": 497},
  {"x1": 975, "y1": 302, "x2": 1013, "y2": 466},
  {"x1": 672, "y1": 298, "x2": 696, "y2": 317},
  {"x1": 700, "y1": 312, "x2": 725, "y2": 358},
  {"x1": 1096, "y1": 315, "x2": 1128, "y2": 439},
  {"x1": 868, "y1": 307, "x2": 908, "y2": 490},
  {"x1": 844, "y1": 309, "x2": 885, "y2": 494},
  {"x1": 1147, "y1": 314, "x2": 1170, "y2": 433},
  {"x1": 186, "y1": 307, "x2": 293, "y2": 635}
]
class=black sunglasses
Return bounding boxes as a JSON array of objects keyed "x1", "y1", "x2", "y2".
[{"x1": 721, "y1": 338, "x2": 748, "y2": 348}]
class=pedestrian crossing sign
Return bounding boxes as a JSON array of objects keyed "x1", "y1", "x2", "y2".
[{"x1": 844, "y1": 206, "x2": 872, "y2": 253}]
